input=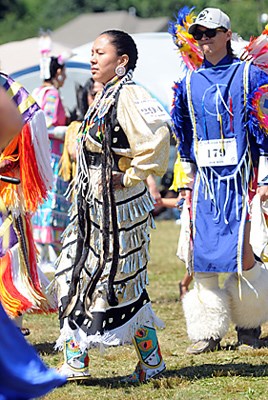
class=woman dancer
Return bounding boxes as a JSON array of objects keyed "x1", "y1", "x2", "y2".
[
  {"x1": 55, "y1": 30, "x2": 171, "y2": 383},
  {"x1": 32, "y1": 55, "x2": 70, "y2": 269}
]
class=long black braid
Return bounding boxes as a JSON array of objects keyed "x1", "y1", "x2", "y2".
[
  {"x1": 61, "y1": 140, "x2": 92, "y2": 316},
  {"x1": 104, "y1": 112, "x2": 120, "y2": 307},
  {"x1": 81, "y1": 112, "x2": 120, "y2": 308}
]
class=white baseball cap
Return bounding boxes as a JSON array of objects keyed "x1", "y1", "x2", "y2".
[{"x1": 188, "y1": 8, "x2": 231, "y2": 34}]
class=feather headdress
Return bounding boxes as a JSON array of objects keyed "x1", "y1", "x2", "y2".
[
  {"x1": 39, "y1": 31, "x2": 52, "y2": 80},
  {"x1": 38, "y1": 32, "x2": 73, "y2": 80},
  {"x1": 168, "y1": 6, "x2": 203, "y2": 70},
  {"x1": 242, "y1": 26, "x2": 268, "y2": 136},
  {"x1": 240, "y1": 25, "x2": 268, "y2": 73}
]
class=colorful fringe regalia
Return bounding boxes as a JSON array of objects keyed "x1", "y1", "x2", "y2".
[
  {"x1": 168, "y1": 6, "x2": 203, "y2": 71},
  {"x1": 0, "y1": 302, "x2": 66, "y2": 399},
  {"x1": 241, "y1": 24, "x2": 268, "y2": 73},
  {"x1": 0, "y1": 72, "x2": 57, "y2": 318},
  {"x1": 170, "y1": 18, "x2": 268, "y2": 276}
]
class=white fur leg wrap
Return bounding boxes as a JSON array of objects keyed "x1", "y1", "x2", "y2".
[
  {"x1": 182, "y1": 273, "x2": 230, "y2": 342},
  {"x1": 225, "y1": 261, "x2": 268, "y2": 328}
]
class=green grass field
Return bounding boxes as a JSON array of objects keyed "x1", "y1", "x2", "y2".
[{"x1": 24, "y1": 220, "x2": 268, "y2": 399}]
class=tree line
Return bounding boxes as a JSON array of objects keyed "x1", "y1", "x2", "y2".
[{"x1": 0, "y1": 0, "x2": 267, "y2": 44}]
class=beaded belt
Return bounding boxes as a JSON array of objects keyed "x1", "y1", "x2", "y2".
[
  {"x1": 86, "y1": 153, "x2": 101, "y2": 168},
  {"x1": 86, "y1": 152, "x2": 121, "y2": 172}
]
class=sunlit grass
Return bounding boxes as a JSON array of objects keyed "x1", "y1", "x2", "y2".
[{"x1": 23, "y1": 220, "x2": 268, "y2": 399}]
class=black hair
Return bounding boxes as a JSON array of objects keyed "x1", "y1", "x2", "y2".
[
  {"x1": 80, "y1": 78, "x2": 96, "y2": 117},
  {"x1": 100, "y1": 30, "x2": 138, "y2": 72},
  {"x1": 218, "y1": 27, "x2": 235, "y2": 58},
  {"x1": 44, "y1": 56, "x2": 65, "y2": 81},
  {"x1": 226, "y1": 40, "x2": 235, "y2": 58},
  {"x1": 72, "y1": 78, "x2": 97, "y2": 121}
]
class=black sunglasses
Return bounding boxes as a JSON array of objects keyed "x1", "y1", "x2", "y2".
[{"x1": 193, "y1": 28, "x2": 227, "y2": 41}]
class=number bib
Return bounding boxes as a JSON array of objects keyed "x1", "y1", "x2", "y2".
[
  {"x1": 197, "y1": 138, "x2": 238, "y2": 167},
  {"x1": 135, "y1": 99, "x2": 171, "y2": 124}
]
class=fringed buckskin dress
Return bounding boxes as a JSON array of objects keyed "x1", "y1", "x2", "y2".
[{"x1": 55, "y1": 73, "x2": 170, "y2": 351}]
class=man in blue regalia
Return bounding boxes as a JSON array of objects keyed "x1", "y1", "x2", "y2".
[{"x1": 171, "y1": 7, "x2": 268, "y2": 354}]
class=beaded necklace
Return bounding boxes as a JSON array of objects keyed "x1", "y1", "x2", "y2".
[
  {"x1": 80, "y1": 70, "x2": 133, "y2": 143},
  {"x1": 75, "y1": 70, "x2": 133, "y2": 205}
]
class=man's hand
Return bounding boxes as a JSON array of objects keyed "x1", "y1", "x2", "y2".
[
  {"x1": 178, "y1": 188, "x2": 192, "y2": 206},
  {"x1": 257, "y1": 185, "x2": 268, "y2": 202}
]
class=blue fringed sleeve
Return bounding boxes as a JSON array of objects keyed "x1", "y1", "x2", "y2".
[
  {"x1": 170, "y1": 78, "x2": 196, "y2": 191},
  {"x1": 171, "y1": 79, "x2": 194, "y2": 161}
]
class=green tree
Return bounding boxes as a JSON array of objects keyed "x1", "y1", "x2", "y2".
[
  {"x1": 0, "y1": 0, "x2": 267, "y2": 44},
  {"x1": 0, "y1": 0, "x2": 20, "y2": 19}
]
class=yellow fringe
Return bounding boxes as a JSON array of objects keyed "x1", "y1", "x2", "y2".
[
  {"x1": 170, "y1": 152, "x2": 191, "y2": 191},
  {"x1": 59, "y1": 121, "x2": 80, "y2": 182},
  {"x1": 0, "y1": 135, "x2": 20, "y2": 208},
  {"x1": 0, "y1": 254, "x2": 23, "y2": 316},
  {"x1": 59, "y1": 148, "x2": 72, "y2": 181}
]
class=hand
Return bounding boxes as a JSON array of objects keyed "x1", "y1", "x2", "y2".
[
  {"x1": 151, "y1": 189, "x2": 162, "y2": 206},
  {"x1": 112, "y1": 172, "x2": 124, "y2": 190},
  {"x1": 146, "y1": 175, "x2": 162, "y2": 205},
  {"x1": 179, "y1": 189, "x2": 192, "y2": 207},
  {"x1": 257, "y1": 185, "x2": 268, "y2": 202},
  {"x1": 155, "y1": 196, "x2": 164, "y2": 206}
]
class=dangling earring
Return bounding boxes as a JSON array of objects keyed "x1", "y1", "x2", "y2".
[
  {"x1": 57, "y1": 74, "x2": 63, "y2": 82},
  {"x1": 115, "y1": 65, "x2": 126, "y2": 77}
]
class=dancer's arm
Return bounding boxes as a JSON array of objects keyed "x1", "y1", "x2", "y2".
[{"x1": 0, "y1": 87, "x2": 23, "y2": 150}]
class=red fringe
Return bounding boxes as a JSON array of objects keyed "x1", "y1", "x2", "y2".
[
  {"x1": 19, "y1": 122, "x2": 47, "y2": 212},
  {"x1": 0, "y1": 251, "x2": 33, "y2": 317}
]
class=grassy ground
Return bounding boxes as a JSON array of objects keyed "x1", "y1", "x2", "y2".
[{"x1": 24, "y1": 220, "x2": 268, "y2": 400}]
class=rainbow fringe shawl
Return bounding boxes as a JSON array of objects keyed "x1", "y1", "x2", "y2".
[{"x1": 0, "y1": 73, "x2": 55, "y2": 317}]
